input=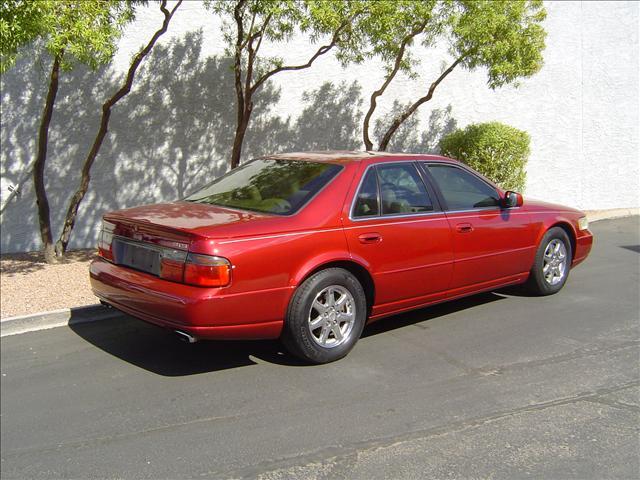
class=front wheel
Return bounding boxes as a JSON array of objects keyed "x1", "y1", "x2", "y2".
[
  {"x1": 281, "y1": 268, "x2": 367, "y2": 364},
  {"x1": 526, "y1": 227, "x2": 572, "y2": 295}
]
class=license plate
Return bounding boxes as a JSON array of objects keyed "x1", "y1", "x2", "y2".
[{"x1": 113, "y1": 239, "x2": 160, "y2": 276}]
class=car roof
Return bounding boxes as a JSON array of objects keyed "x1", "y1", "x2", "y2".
[{"x1": 263, "y1": 151, "x2": 459, "y2": 165}]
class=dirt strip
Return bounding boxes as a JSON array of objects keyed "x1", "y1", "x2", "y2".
[{"x1": 1, "y1": 249, "x2": 97, "y2": 319}]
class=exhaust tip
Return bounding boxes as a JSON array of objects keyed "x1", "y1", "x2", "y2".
[{"x1": 174, "y1": 330, "x2": 197, "y2": 344}]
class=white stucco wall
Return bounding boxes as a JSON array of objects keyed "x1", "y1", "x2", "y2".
[{"x1": 1, "y1": 0, "x2": 639, "y2": 253}]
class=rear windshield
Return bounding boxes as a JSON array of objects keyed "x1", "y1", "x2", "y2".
[{"x1": 184, "y1": 159, "x2": 343, "y2": 215}]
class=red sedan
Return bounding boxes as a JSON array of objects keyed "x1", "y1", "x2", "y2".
[{"x1": 90, "y1": 152, "x2": 593, "y2": 363}]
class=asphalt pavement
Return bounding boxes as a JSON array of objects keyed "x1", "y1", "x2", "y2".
[{"x1": 2, "y1": 216, "x2": 639, "y2": 479}]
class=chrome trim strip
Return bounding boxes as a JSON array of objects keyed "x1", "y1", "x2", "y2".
[
  {"x1": 112, "y1": 235, "x2": 165, "y2": 253},
  {"x1": 444, "y1": 207, "x2": 502, "y2": 215}
]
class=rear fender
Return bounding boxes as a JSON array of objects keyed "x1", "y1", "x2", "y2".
[{"x1": 290, "y1": 251, "x2": 367, "y2": 287}]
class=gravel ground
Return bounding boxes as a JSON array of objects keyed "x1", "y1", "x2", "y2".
[{"x1": 0, "y1": 249, "x2": 97, "y2": 318}]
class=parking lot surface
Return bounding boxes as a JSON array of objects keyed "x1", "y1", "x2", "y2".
[{"x1": 1, "y1": 217, "x2": 639, "y2": 479}]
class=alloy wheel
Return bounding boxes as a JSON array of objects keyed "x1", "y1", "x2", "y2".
[
  {"x1": 307, "y1": 285, "x2": 356, "y2": 348},
  {"x1": 543, "y1": 238, "x2": 568, "y2": 285}
]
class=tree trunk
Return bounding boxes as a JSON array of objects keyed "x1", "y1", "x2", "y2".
[
  {"x1": 54, "y1": 107, "x2": 112, "y2": 256},
  {"x1": 54, "y1": 0, "x2": 181, "y2": 256},
  {"x1": 33, "y1": 54, "x2": 62, "y2": 264},
  {"x1": 362, "y1": 27, "x2": 422, "y2": 151},
  {"x1": 230, "y1": 105, "x2": 251, "y2": 170}
]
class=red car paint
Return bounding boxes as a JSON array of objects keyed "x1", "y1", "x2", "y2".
[{"x1": 90, "y1": 152, "x2": 593, "y2": 340}]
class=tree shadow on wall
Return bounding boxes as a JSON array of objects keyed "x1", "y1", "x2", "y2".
[
  {"x1": 373, "y1": 100, "x2": 457, "y2": 154},
  {"x1": 1, "y1": 30, "x2": 451, "y2": 254}
]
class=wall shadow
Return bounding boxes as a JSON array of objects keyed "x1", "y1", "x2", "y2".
[
  {"x1": 69, "y1": 292, "x2": 503, "y2": 376},
  {"x1": 373, "y1": 102, "x2": 457, "y2": 153},
  {"x1": 1, "y1": 30, "x2": 456, "y2": 255}
]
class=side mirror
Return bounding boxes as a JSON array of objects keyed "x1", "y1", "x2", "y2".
[{"x1": 503, "y1": 191, "x2": 523, "y2": 208}]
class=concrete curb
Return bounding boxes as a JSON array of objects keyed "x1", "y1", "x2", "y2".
[
  {"x1": 585, "y1": 208, "x2": 639, "y2": 222},
  {"x1": 0, "y1": 304, "x2": 121, "y2": 338},
  {"x1": 1, "y1": 213, "x2": 637, "y2": 338}
]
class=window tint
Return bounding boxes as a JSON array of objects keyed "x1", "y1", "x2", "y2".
[
  {"x1": 426, "y1": 164, "x2": 500, "y2": 210},
  {"x1": 185, "y1": 159, "x2": 342, "y2": 215},
  {"x1": 377, "y1": 164, "x2": 433, "y2": 215},
  {"x1": 353, "y1": 168, "x2": 379, "y2": 217}
]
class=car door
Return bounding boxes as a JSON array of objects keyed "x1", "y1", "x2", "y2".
[
  {"x1": 421, "y1": 162, "x2": 535, "y2": 291},
  {"x1": 342, "y1": 161, "x2": 454, "y2": 317}
]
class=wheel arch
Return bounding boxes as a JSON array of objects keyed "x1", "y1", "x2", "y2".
[
  {"x1": 296, "y1": 259, "x2": 375, "y2": 317},
  {"x1": 547, "y1": 221, "x2": 577, "y2": 260}
]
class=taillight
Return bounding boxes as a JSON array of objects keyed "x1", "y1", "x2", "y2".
[
  {"x1": 97, "y1": 220, "x2": 115, "y2": 261},
  {"x1": 183, "y1": 253, "x2": 231, "y2": 287},
  {"x1": 159, "y1": 249, "x2": 187, "y2": 282}
]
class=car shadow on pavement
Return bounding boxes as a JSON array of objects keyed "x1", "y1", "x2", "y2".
[
  {"x1": 361, "y1": 292, "x2": 503, "y2": 337},
  {"x1": 69, "y1": 315, "x2": 307, "y2": 376},
  {"x1": 69, "y1": 292, "x2": 504, "y2": 376}
]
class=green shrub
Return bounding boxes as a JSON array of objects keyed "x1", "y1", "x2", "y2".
[{"x1": 439, "y1": 121, "x2": 530, "y2": 192}]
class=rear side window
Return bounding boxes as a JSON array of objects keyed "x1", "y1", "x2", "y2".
[
  {"x1": 353, "y1": 169, "x2": 379, "y2": 217},
  {"x1": 185, "y1": 159, "x2": 342, "y2": 215},
  {"x1": 426, "y1": 164, "x2": 500, "y2": 210},
  {"x1": 377, "y1": 164, "x2": 433, "y2": 215},
  {"x1": 352, "y1": 163, "x2": 433, "y2": 218}
]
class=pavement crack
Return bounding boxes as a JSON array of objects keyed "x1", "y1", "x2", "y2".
[
  {"x1": 213, "y1": 381, "x2": 640, "y2": 479},
  {"x1": 475, "y1": 340, "x2": 639, "y2": 376},
  {"x1": 583, "y1": 396, "x2": 640, "y2": 413}
]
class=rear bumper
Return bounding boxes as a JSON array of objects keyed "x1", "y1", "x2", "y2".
[
  {"x1": 90, "y1": 258, "x2": 289, "y2": 340},
  {"x1": 572, "y1": 229, "x2": 593, "y2": 267}
]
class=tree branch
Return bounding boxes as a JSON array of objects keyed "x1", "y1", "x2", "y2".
[
  {"x1": 251, "y1": 12, "x2": 272, "y2": 58},
  {"x1": 239, "y1": 9, "x2": 257, "y2": 50},
  {"x1": 363, "y1": 23, "x2": 426, "y2": 151},
  {"x1": 244, "y1": 12, "x2": 271, "y2": 101},
  {"x1": 377, "y1": 53, "x2": 467, "y2": 151},
  {"x1": 250, "y1": 16, "x2": 354, "y2": 95},
  {"x1": 54, "y1": 0, "x2": 183, "y2": 255}
]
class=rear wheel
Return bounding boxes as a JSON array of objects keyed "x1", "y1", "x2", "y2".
[
  {"x1": 281, "y1": 268, "x2": 367, "y2": 364},
  {"x1": 526, "y1": 227, "x2": 572, "y2": 295}
]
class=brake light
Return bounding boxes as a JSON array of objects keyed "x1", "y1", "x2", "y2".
[
  {"x1": 97, "y1": 220, "x2": 115, "y2": 261},
  {"x1": 159, "y1": 249, "x2": 187, "y2": 282},
  {"x1": 183, "y1": 253, "x2": 231, "y2": 287}
]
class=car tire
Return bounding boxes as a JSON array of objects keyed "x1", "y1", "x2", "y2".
[
  {"x1": 281, "y1": 268, "x2": 367, "y2": 364},
  {"x1": 526, "y1": 227, "x2": 573, "y2": 296}
]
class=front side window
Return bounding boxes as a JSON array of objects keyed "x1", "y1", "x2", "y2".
[
  {"x1": 377, "y1": 164, "x2": 433, "y2": 215},
  {"x1": 426, "y1": 164, "x2": 500, "y2": 210},
  {"x1": 185, "y1": 159, "x2": 342, "y2": 215}
]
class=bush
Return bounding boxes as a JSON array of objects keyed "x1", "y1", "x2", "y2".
[{"x1": 439, "y1": 121, "x2": 530, "y2": 192}]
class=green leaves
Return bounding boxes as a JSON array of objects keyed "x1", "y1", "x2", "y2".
[
  {"x1": 0, "y1": 0, "x2": 47, "y2": 72},
  {"x1": 1, "y1": 0, "x2": 136, "y2": 73},
  {"x1": 449, "y1": 0, "x2": 547, "y2": 88},
  {"x1": 440, "y1": 122, "x2": 531, "y2": 192}
]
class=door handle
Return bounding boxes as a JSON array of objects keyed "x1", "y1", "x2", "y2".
[
  {"x1": 358, "y1": 232, "x2": 382, "y2": 244},
  {"x1": 455, "y1": 223, "x2": 474, "y2": 233}
]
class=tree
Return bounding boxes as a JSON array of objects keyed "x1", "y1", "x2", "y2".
[
  {"x1": 362, "y1": 0, "x2": 546, "y2": 152},
  {"x1": 206, "y1": 0, "x2": 371, "y2": 170},
  {"x1": 1, "y1": 0, "x2": 135, "y2": 263},
  {"x1": 55, "y1": 0, "x2": 182, "y2": 256}
]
